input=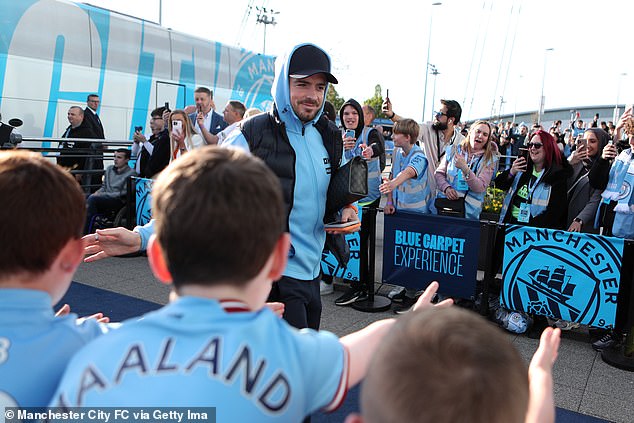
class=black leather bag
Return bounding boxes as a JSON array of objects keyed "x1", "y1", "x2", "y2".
[
  {"x1": 434, "y1": 196, "x2": 466, "y2": 218},
  {"x1": 326, "y1": 156, "x2": 368, "y2": 216}
]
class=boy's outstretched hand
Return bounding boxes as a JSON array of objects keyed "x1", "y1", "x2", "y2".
[
  {"x1": 412, "y1": 281, "x2": 453, "y2": 312},
  {"x1": 525, "y1": 327, "x2": 561, "y2": 423}
]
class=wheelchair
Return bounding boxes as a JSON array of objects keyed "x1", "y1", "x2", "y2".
[{"x1": 86, "y1": 204, "x2": 129, "y2": 234}]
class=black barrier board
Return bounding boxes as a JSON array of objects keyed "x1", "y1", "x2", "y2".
[
  {"x1": 502, "y1": 225, "x2": 624, "y2": 328},
  {"x1": 382, "y1": 212, "x2": 481, "y2": 298}
]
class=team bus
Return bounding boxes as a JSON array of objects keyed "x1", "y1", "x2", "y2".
[{"x1": 0, "y1": 0, "x2": 275, "y2": 144}]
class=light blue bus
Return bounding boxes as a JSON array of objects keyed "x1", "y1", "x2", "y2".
[{"x1": 0, "y1": 0, "x2": 275, "y2": 143}]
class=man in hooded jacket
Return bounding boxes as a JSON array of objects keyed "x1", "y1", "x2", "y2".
[{"x1": 224, "y1": 43, "x2": 358, "y2": 330}]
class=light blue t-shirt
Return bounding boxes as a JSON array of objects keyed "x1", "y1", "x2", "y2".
[
  {"x1": 0, "y1": 289, "x2": 109, "y2": 407},
  {"x1": 50, "y1": 297, "x2": 349, "y2": 422}
]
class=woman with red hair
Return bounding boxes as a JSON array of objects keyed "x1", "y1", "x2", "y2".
[{"x1": 495, "y1": 130, "x2": 572, "y2": 229}]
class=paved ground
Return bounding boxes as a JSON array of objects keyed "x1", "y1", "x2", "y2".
[{"x1": 73, "y1": 211, "x2": 634, "y2": 423}]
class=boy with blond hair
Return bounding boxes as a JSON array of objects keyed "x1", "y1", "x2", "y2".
[{"x1": 380, "y1": 118, "x2": 432, "y2": 215}]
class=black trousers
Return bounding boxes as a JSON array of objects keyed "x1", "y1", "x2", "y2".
[{"x1": 268, "y1": 276, "x2": 321, "y2": 330}]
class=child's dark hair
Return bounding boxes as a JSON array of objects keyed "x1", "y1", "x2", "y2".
[
  {"x1": 152, "y1": 147, "x2": 285, "y2": 287},
  {"x1": 0, "y1": 151, "x2": 85, "y2": 278}
]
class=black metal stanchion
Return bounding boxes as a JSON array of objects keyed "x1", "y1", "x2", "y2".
[
  {"x1": 479, "y1": 222, "x2": 501, "y2": 316},
  {"x1": 353, "y1": 206, "x2": 392, "y2": 312},
  {"x1": 602, "y1": 240, "x2": 634, "y2": 371}
]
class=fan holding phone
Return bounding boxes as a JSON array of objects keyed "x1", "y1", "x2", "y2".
[{"x1": 168, "y1": 110, "x2": 204, "y2": 161}]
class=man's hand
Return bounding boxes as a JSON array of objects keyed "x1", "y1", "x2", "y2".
[
  {"x1": 83, "y1": 227, "x2": 142, "y2": 262},
  {"x1": 411, "y1": 281, "x2": 453, "y2": 312},
  {"x1": 325, "y1": 207, "x2": 360, "y2": 234},
  {"x1": 133, "y1": 132, "x2": 147, "y2": 144},
  {"x1": 162, "y1": 110, "x2": 171, "y2": 127}
]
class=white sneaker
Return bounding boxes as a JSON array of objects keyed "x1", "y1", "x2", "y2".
[{"x1": 320, "y1": 280, "x2": 334, "y2": 296}]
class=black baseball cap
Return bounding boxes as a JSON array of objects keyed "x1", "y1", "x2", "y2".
[{"x1": 288, "y1": 45, "x2": 338, "y2": 84}]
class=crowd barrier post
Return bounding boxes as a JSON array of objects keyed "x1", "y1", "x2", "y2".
[
  {"x1": 479, "y1": 221, "x2": 500, "y2": 316},
  {"x1": 602, "y1": 239, "x2": 634, "y2": 371},
  {"x1": 352, "y1": 206, "x2": 391, "y2": 312}
]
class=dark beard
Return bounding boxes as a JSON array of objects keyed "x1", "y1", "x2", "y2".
[{"x1": 432, "y1": 121, "x2": 448, "y2": 131}]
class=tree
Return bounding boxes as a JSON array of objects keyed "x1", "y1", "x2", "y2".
[
  {"x1": 327, "y1": 84, "x2": 345, "y2": 113},
  {"x1": 364, "y1": 84, "x2": 388, "y2": 119}
]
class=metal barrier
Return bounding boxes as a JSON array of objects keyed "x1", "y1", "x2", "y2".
[{"x1": 2, "y1": 137, "x2": 135, "y2": 192}]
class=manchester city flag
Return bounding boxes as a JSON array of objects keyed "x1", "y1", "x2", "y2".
[{"x1": 502, "y1": 225, "x2": 625, "y2": 328}]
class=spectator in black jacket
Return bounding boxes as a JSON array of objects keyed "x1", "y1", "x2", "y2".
[
  {"x1": 131, "y1": 106, "x2": 170, "y2": 178},
  {"x1": 57, "y1": 106, "x2": 97, "y2": 184}
]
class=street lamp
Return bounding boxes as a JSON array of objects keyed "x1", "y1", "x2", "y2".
[
  {"x1": 256, "y1": 7, "x2": 279, "y2": 55},
  {"x1": 614, "y1": 72, "x2": 627, "y2": 123},
  {"x1": 537, "y1": 48, "x2": 554, "y2": 125},
  {"x1": 422, "y1": 2, "x2": 442, "y2": 123},
  {"x1": 429, "y1": 64, "x2": 440, "y2": 118},
  {"x1": 513, "y1": 74, "x2": 523, "y2": 124}
]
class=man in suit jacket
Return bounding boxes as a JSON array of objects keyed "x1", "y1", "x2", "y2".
[
  {"x1": 83, "y1": 94, "x2": 105, "y2": 192},
  {"x1": 188, "y1": 87, "x2": 227, "y2": 144},
  {"x1": 57, "y1": 106, "x2": 98, "y2": 183},
  {"x1": 84, "y1": 94, "x2": 105, "y2": 139}
]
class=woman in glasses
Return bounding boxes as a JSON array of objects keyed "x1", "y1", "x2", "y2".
[
  {"x1": 434, "y1": 120, "x2": 499, "y2": 219},
  {"x1": 495, "y1": 130, "x2": 572, "y2": 229}
]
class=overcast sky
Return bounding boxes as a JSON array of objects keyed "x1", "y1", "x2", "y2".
[{"x1": 87, "y1": 0, "x2": 633, "y2": 123}]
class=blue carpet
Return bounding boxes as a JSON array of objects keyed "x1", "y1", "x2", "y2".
[
  {"x1": 310, "y1": 385, "x2": 609, "y2": 423},
  {"x1": 54, "y1": 281, "x2": 162, "y2": 321},
  {"x1": 55, "y1": 283, "x2": 611, "y2": 423},
  {"x1": 312, "y1": 385, "x2": 610, "y2": 423}
]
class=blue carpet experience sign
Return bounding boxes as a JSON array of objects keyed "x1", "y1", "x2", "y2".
[
  {"x1": 502, "y1": 225, "x2": 624, "y2": 328},
  {"x1": 382, "y1": 212, "x2": 481, "y2": 298}
]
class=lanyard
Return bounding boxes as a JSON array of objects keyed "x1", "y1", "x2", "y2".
[{"x1": 526, "y1": 168, "x2": 544, "y2": 203}]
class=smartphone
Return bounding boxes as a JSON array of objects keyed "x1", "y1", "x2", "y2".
[
  {"x1": 164, "y1": 102, "x2": 170, "y2": 112},
  {"x1": 518, "y1": 148, "x2": 529, "y2": 160},
  {"x1": 171, "y1": 120, "x2": 182, "y2": 137},
  {"x1": 324, "y1": 220, "x2": 358, "y2": 229},
  {"x1": 386, "y1": 89, "x2": 389, "y2": 99},
  {"x1": 134, "y1": 126, "x2": 143, "y2": 133},
  {"x1": 577, "y1": 137, "x2": 587, "y2": 149},
  {"x1": 345, "y1": 129, "x2": 355, "y2": 139}
]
